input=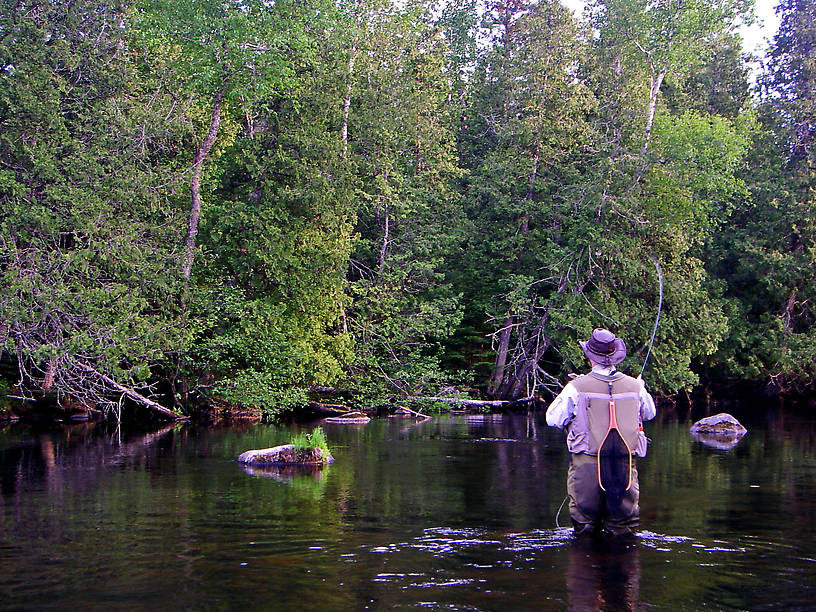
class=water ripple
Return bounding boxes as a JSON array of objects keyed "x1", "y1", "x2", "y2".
[{"x1": 362, "y1": 525, "x2": 575, "y2": 562}]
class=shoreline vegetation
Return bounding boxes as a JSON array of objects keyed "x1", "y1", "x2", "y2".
[{"x1": 2, "y1": 0, "x2": 816, "y2": 425}]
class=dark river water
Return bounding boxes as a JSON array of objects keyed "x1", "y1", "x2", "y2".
[{"x1": 1, "y1": 406, "x2": 815, "y2": 611}]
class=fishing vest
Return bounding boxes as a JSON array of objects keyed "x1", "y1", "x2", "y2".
[{"x1": 565, "y1": 371, "x2": 649, "y2": 457}]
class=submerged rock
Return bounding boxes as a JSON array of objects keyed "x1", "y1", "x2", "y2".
[
  {"x1": 323, "y1": 411, "x2": 370, "y2": 424},
  {"x1": 237, "y1": 444, "x2": 333, "y2": 466},
  {"x1": 690, "y1": 413, "x2": 747, "y2": 449}
]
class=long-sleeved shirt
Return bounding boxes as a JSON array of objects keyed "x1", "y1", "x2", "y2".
[{"x1": 545, "y1": 365, "x2": 656, "y2": 429}]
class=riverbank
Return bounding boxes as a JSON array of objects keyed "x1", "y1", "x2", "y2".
[{"x1": 3, "y1": 375, "x2": 815, "y2": 428}]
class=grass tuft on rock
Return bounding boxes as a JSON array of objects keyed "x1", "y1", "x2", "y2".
[{"x1": 290, "y1": 427, "x2": 330, "y2": 454}]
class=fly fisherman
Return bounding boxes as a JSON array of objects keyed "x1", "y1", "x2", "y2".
[{"x1": 546, "y1": 328, "x2": 656, "y2": 537}]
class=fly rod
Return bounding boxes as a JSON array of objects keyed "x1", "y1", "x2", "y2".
[{"x1": 640, "y1": 256, "x2": 663, "y2": 378}]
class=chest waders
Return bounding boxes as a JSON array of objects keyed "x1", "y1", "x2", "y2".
[{"x1": 597, "y1": 380, "x2": 633, "y2": 511}]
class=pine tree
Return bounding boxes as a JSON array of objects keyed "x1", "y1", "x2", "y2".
[{"x1": 0, "y1": 0, "x2": 189, "y2": 417}]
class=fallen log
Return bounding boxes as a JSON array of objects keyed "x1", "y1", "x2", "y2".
[
  {"x1": 323, "y1": 411, "x2": 371, "y2": 424},
  {"x1": 415, "y1": 396, "x2": 535, "y2": 408},
  {"x1": 73, "y1": 361, "x2": 187, "y2": 421},
  {"x1": 394, "y1": 405, "x2": 429, "y2": 420},
  {"x1": 308, "y1": 401, "x2": 351, "y2": 415}
]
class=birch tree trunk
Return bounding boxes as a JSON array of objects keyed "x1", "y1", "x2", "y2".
[
  {"x1": 341, "y1": 46, "x2": 357, "y2": 157},
  {"x1": 339, "y1": 45, "x2": 357, "y2": 333},
  {"x1": 183, "y1": 85, "x2": 226, "y2": 281},
  {"x1": 640, "y1": 70, "x2": 666, "y2": 156},
  {"x1": 377, "y1": 202, "x2": 390, "y2": 280}
]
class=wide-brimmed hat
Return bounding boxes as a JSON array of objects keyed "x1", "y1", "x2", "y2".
[{"x1": 580, "y1": 328, "x2": 627, "y2": 366}]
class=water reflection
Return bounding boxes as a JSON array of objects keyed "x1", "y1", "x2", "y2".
[
  {"x1": 240, "y1": 463, "x2": 328, "y2": 482},
  {"x1": 567, "y1": 539, "x2": 641, "y2": 612},
  {"x1": 1, "y1": 409, "x2": 815, "y2": 610},
  {"x1": 690, "y1": 430, "x2": 746, "y2": 450},
  {"x1": 0, "y1": 421, "x2": 181, "y2": 497}
]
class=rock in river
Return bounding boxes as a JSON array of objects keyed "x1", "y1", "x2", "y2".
[
  {"x1": 690, "y1": 413, "x2": 747, "y2": 449},
  {"x1": 323, "y1": 411, "x2": 371, "y2": 424},
  {"x1": 238, "y1": 444, "x2": 333, "y2": 466}
]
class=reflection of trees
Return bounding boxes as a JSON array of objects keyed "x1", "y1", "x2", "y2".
[
  {"x1": 0, "y1": 422, "x2": 357, "y2": 609},
  {"x1": 240, "y1": 464, "x2": 329, "y2": 501},
  {"x1": 640, "y1": 413, "x2": 816, "y2": 538},
  {"x1": 328, "y1": 414, "x2": 567, "y2": 529},
  {"x1": 0, "y1": 422, "x2": 180, "y2": 499}
]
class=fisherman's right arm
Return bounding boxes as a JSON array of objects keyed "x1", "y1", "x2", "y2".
[{"x1": 545, "y1": 383, "x2": 580, "y2": 429}]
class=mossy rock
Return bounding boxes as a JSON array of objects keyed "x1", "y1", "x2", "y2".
[
  {"x1": 238, "y1": 444, "x2": 333, "y2": 466},
  {"x1": 690, "y1": 413, "x2": 747, "y2": 435},
  {"x1": 690, "y1": 413, "x2": 747, "y2": 449}
]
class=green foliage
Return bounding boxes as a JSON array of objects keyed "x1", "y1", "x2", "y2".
[
  {"x1": 290, "y1": 426, "x2": 331, "y2": 453},
  {"x1": 342, "y1": 0, "x2": 466, "y2": 402},
  {"x1": 131, "y1": 0, "x2": 301, "y2": 105},
  {"x1": 587, "y1": 0, "x2": 753, "y2": 78},
  {"x1": 449, "y1": 0, "x2": 759, "y2": 398},
  {"x1": 4, "y1": 0, "x2": 816, "y2": 421},
  {"x1": 146, "y1": 0, "x2": 355, "y2": 411},
  {"x1": 0, "y1": 0, "x2": 189, "y2": 411},
  {"x1": 662, "y1": 34, "x2": 752, "y2": 118},
  {"x1": 214, "y1": 372, "x2": 309, "y2": 420},
  {"x1": 698, "y1": 0, "x2": 816, "y2": 390}
]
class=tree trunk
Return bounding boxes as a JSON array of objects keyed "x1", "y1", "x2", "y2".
[
  {"x1": 341, "y1": 46, "x2": 357, "y2": 157},
  {"x1": 339, "y1": 43, "x2": 358, "y2": 333},
  {"x1": 377, "y1": 201, "x2": 390, "y2": 279},
  {"x1": 526, "y1": 143, "x2": 540, "y2": 200},
  {"x1": 487, "y1": 316, "x2": 514, "y2": 397},
  {"x1": 493, "y1": 271, "x2": 571, "y2": 400},
  {"x1": 519, "y1": 141, "x2": 540, "y2": 234},
  {"x1": 496, "y1": 310, "x2": 553, "y2": 400},
  {"x1": 42, "y1": 357, "x2": 57, "y2": 391},
  {"x1": 183, "y1": 85, "x2": 227, "y2": 281},
  {"x1": 489, "y1": 140, "x2": 541, "y2": 397},
  {"x1": 783, "y1": 287, "x2": 798, "y2": 329},
  {"x1": 640, "y1": 70, "x2": 665, "y2": 156}
]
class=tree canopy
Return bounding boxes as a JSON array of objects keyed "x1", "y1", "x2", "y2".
[{"x1": 1, "y1": 0, "x2": 814, "y2": 420}]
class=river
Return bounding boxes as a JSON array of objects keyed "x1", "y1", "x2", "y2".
[{"x1": 1, "y1": 405, "x2": 814, "y2": 610}]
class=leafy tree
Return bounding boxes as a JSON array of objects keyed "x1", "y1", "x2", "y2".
[
  {"x1": 0, "y1": 0, "x2": 189, "y2": 417},
  {"x1": 130, "y1": 0, "x2": 305, "y2": 281},
  {"x1": 342, "y1": 0, "x2": 466, "y2": 403},
  {"x1": 766, "y1": 0, "x2": 816, "y2": 170},
  {"x1": 188, "y1": 2, "x2": 356, "y2": 414},
  {"x1": 662, "y1": 34, "x2": 752, "y2": 119},
  {"x1": 458, "y1": 0, "x2": 596, "y2": 399},
  {"x1": 586, "y1": 0, "x2": 752, "y2": 155},
  {"x1": 704, "y1": 0, "x2": 816, "y2": 390},
  {"x1": 559, "y1": 0, "x2": 756, "y2": 393},
  {"x1": 453, "y1": 0, "x2": 756, "y2": 400}
]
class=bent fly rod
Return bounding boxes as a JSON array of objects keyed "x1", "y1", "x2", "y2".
[
  {"x1": 640, "y1": 256, "x2": 663, "y2": 378},
  {"x1": 595, "y1": 256, "x2": 663, "y2": 507}
]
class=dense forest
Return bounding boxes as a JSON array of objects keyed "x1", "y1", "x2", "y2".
[{"x1": 1, "y1": 0, "x2": 815, "y2": 421}]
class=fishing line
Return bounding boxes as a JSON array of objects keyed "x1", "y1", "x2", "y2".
[
  {"x1": 640, "y1": 256, "x2": 663, "y2": 378},
  {"x1": 555, "y1": 494, "x2": 568, "y2": 528}
]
